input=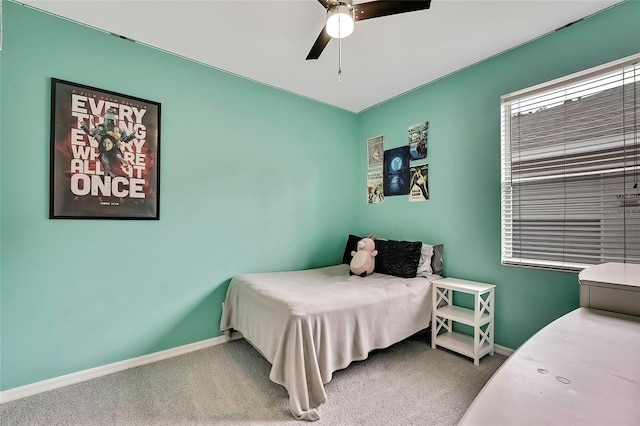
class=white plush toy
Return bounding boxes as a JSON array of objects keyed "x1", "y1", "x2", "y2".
[{"x1": 349, "y1": 237, "x2": 378, "y2": 277}]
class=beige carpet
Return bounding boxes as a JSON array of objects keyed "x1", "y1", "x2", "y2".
[{"x1": 0, "y1": 336, "x2": 505, "y2": 425}]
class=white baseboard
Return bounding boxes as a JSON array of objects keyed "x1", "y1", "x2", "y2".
[
  {"x1": 0, "y1": 332, "x2": 242, "y2": 404},
  {"x1": 494, "y1": 343, "x2": 514, "y2": 357},
  {"x1": 1, "y1": 332, "x2": 507, "y2": 404}
]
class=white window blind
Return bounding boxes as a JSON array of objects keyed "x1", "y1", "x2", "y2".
[{"x1": 501, "y1": 53, "x2": 640, "y2": 271}]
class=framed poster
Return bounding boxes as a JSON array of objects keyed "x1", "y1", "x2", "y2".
[
  {"x1": 383, "y1": 146, "x2": 410, "y2": 196},
  {"x1": 50, "y1": 78, "x2": 160, "y2": 219}
]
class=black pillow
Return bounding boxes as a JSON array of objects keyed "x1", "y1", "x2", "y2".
[
  {"x1": 375, "y1": 239, "x2": 423, "y2": 278},
  {"x1": 431, "y1": 244, "x2": 444, "y2": 276},
  {"x1": 342, "y1": 234, "x2": 364, "y2": 264}
]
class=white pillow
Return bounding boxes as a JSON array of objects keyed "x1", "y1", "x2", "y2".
[{"x1": 416, "y1": 243, "x2": 434, "y2": 277}]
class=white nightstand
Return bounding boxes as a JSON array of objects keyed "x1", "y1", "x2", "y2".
[{"x1": 431, "y1": 277, "x2": 496, "y2": 365}]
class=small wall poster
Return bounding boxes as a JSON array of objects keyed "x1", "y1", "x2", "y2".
[
  {"x1": 408, "y1": 121, "x2": 428, "y2": 160},
  {"x1": 383, "y1": 146, "x2": 410, "y2": 196},
  {"x1": 367, "y1": 171, "x2": 384, "y2": 204},
  {"x1": 409, "y1": 164, "x2": 429, "y2": 202},
  {"x1": 367, "y1": 135, "x2": 384, "y2": 169}
]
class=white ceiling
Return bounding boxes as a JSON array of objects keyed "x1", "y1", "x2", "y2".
[{"x1": 20, "y1": 0, "x2": 623, "y2": 113}]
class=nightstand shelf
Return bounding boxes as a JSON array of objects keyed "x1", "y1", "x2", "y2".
[{"x1": 431, "y1": 277, "x2": 496, "y2": 365}]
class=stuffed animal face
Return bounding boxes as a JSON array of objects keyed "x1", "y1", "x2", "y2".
[{"x1": 357, "y1": 238, "x2": 376, "y2": 252}]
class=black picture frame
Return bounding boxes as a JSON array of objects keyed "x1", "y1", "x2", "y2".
[{"x1": 49, "y1": 78, "x2": 161, "y2": 219}]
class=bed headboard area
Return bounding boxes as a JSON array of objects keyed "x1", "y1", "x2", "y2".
[{"x1": 342, "y1": 234, "x2": 444, "y2": 278}]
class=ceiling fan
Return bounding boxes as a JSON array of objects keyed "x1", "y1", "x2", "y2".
[{"x1": 306, "y1": 0, "x2": 432, "y2": 60}]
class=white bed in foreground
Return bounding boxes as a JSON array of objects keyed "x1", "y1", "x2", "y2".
[
  {"x1": 220, "y1": 264, "x2": 435, "y2": 420},
  {"x1": 460, "y1": 263, "x2": 640, "y2": 425},
  {"x1": 459, "y1": 308, "x2": 640, "y2": 426}
]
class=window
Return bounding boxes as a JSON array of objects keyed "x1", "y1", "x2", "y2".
[{"x1": 501, "y1": 54, "x2": 640, "y2": 271}]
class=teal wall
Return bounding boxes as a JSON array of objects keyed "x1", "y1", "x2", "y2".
[
  {"x1": 356, "y1": 1, "x2": 640, "y2": 349},
  {"x1": 1, "y1": 0, "x2": 638, "y2": 392},
  {"x1": 0, "y1": 1, "x2": 358, "y2": 391}
]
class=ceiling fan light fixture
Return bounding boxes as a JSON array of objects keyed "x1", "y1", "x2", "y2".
[{"x1": 326, "y1": 4, "x2": 354, "y2": 39}]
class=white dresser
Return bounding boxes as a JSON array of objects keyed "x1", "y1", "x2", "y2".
[{"x1": 579, "y1": 262, "x2": 640, "y2": 316}]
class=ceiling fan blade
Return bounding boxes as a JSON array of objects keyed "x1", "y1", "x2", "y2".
[
  {"x1": 306, "y1": 27, "x2": 331, "y2": 60},
  {"x1": 353, "y1": 0, "x2": 431, "y2": 21},
  {"x1": 317, "y1": 0, "x2": 335, "y2": 8}
]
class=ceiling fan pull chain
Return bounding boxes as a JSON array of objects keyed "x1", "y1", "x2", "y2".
[{"x1": 338, "y1": 36, "x2": 342, "y2": 83}]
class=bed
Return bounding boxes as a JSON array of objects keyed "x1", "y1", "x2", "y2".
[{"x1": 220, "y1": 238, "x2": 443, "y2": 421}]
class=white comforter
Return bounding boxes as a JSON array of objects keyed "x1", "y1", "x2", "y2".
[{"x1": 220, "y1": 264, "x2": 434, "y2": 420}]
